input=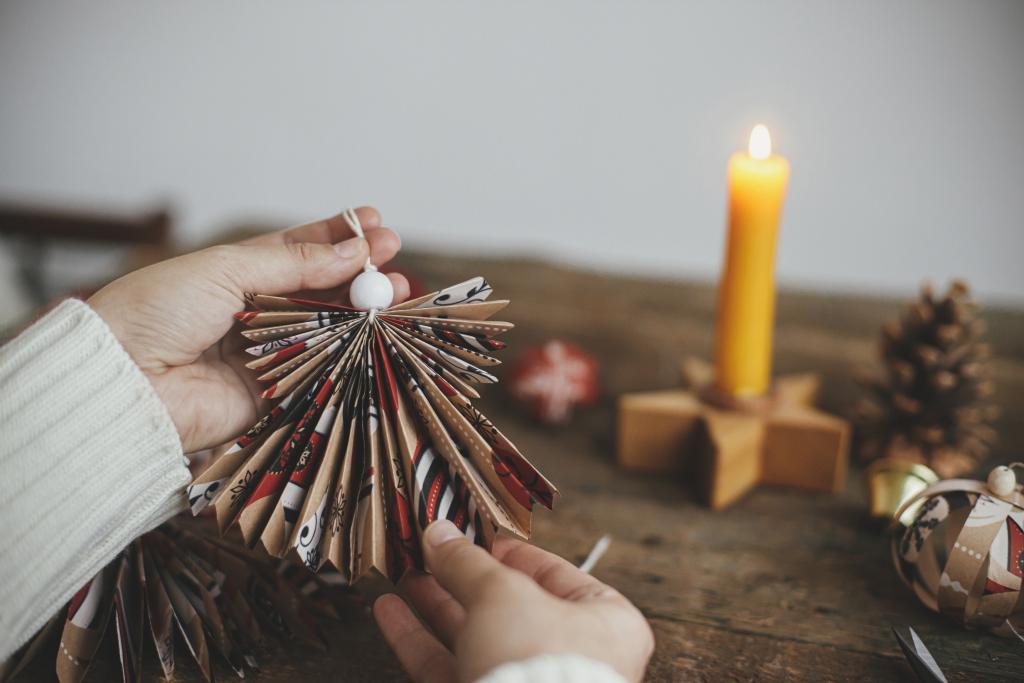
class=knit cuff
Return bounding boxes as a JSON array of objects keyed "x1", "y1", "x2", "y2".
[
  {"x1": 0, "y1": 298, "x2": 190, "y2": 661},
  {"x1": 477, "y1": 654, "x2": 628, "y2": 683}
]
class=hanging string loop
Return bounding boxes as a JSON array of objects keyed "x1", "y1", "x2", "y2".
[{"x1": 342, "y1": 207, "x2": 376, "y2": 272}]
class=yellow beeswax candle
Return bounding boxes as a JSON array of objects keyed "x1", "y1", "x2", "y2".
[{"x1": 714, "y1": 124, "x2": 790, "y2": 397}]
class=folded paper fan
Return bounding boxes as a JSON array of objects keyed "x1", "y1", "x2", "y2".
[
  {"x1": 187, "y1": 275, "x2": 557, "y2": 584},
  {"x1": 0, "y1": 519, "x2": 334, "y2": 683}
]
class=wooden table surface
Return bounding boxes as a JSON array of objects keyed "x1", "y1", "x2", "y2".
[{"x1": 21, "y1": 252, "x2": 1024, "y2": 682}]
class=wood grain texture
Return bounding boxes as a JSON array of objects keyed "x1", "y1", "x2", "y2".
[
  {"x1": 30, "y1": 252, "x2": 1022, "y2": 682},
  {"x1": 403, "y1": 252, "x2": 1024, "y2": 683}
]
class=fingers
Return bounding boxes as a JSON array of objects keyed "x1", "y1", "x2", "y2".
[
  {"x1": 373, "y1": 594, "x2": 456, "y2": 683},
  {"x1": 387, "y1": 272, "x2": 412, "y2": 305},
  {"x1": 243, "y1": 207, "x2": 383, "y2": 246},
  {"x1": 363, "y1": 225, "x2": 402, "y2": 268},
  {"x1": 209, "y1": 238, "x2": 370, "y2": 297},
  {"x1": 399, "y1": 570, "x2": 466, "y2": 649},
  {"x1": 492, "y1": 536, "x2": 615, "y2": 602},
  {"x1": 421, "y1": 520, "x2": 524, "y2": 609},
  {"x1": 239, "y1": 206, "x2": 401, "y2": 277},
  {"x1": 270, "y1": 219, "x2": 400, "y2": 270}
]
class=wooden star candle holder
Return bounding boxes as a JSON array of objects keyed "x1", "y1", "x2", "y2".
[{"x1": 617, "y1": 358, "x2": 850, "y2": 509}]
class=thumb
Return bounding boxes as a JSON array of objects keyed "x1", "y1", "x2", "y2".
[
  {"x1": 422, "y1": 521, "x2": 522, "y2": 608},
  {"x1": 207, "y1": 236, "x2": 369, "y2": 297}
]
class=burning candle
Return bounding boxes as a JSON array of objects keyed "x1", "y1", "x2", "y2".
[{"x1": 713, "y1": 124, "x2": 790, "y2": 398}]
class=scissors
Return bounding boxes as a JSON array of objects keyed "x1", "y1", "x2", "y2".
[{"x1": 892, "y1": 626, "x2": 947, "y2": 683}]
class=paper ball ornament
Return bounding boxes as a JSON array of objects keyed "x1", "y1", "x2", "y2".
[
  {"x1": 509, "y1": 339, "x2": 599, "y2": 424},
  {"x1": 187, "y1": 277, "x2": 557, "y2": 584},
  {"x1": 0, "y1": 519, "x2": 334, "y2": 683},
  {"x1": 892, "y1": 467, "x2": 1024, "y2": 637}
]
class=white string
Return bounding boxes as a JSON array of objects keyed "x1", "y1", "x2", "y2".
[
  {"x1": 342, "y1": 207, "x2": 375, "y2": 272},
  {"x1": 578, "y1": 534, "x2": 611, "y2": 574}
]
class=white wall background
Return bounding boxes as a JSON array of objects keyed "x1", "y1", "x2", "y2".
[{"x1": 1, "y1": 1, "x2": 1022, "y2": 303}]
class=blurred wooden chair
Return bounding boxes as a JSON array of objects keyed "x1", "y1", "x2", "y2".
[{"x1": 0, "y1": 201, "x2": 173, "y2": 305}]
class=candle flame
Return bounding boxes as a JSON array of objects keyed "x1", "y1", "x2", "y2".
[{"x1": 748, "y1": 124, "x2": 772, "y2": 160}]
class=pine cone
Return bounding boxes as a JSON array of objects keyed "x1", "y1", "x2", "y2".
[{"x1": 855, "y1": 280, "x2": 999, "y2": 478}]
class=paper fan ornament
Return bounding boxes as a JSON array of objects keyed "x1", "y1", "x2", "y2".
[
  {"x1": 0, "y1": 518, "x2": 335, "y2": 683},
  {"x1": 187, "y1": 209, "x2": 557, "y2": 584}
]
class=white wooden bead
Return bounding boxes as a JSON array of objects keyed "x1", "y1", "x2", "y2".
[
  {"x1": 349, "y1": 269, "x2": 394, "y2": 311},
  {"x1": 987, "y1": 466, "x2": 1017, "y2": 497}
]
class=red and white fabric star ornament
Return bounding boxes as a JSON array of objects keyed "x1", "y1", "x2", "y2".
[{"x1": 509, "y1": 340, "x2": 599, "y2": 424}]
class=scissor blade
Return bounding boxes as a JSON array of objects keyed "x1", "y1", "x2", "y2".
[{"x1": 892, "y1": 627, "x2": 947, "y2": 683}]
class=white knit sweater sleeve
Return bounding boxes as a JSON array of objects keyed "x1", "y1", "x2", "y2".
[
  {"x1": 0, "y1": 298, "x2": 191, "y2": 662},
  {"x1": 477, "y1": 654, "x2": 628, "y2": 683}
]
